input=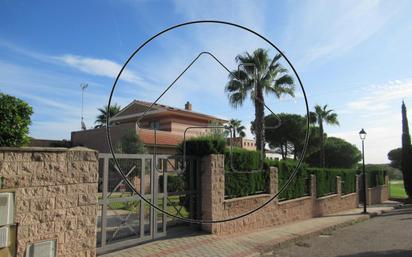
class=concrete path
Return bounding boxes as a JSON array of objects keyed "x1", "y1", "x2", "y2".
[{"x1": 101, "y1": 204, "x2": 399, "y2": 257}]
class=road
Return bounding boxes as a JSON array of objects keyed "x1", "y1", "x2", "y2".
[{"x1": 268, "y1": 205, "x2": 412, "y2": 257}]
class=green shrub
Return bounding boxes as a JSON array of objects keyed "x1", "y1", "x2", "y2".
[
  {"x1": 159, "y1": 174, "x2": 185, "y2": 193},
  {"x1": 178, "y1": 135, "x2": 225, "y2": 157},
  {"x1": 277, "y1": 160, "x2": 311, "y2": 200},
  {"x1": 0, "y1": 93, "x2": 33, "y2": 146},
  {"x1": 340, "y1": 169, "x2": 357, "y2": 194},
  {"x1": 225, "y1": 171, "x2": 268, "y2": 199},
  {"x1": 309, "y1": 168, "x2": 338, "y2": 197},
  {"x1": 224, "y1": 148, "x2": 261, "y2": 171},
  {"x1": 364, "y1": 166, "x2": 386, "y2": 187},
  {"x1": 224, "y1": 148, "x2": 267, "y2": 198},
  {"x1": 309, "y1": 168, "x2": 357, "y2": 197}
]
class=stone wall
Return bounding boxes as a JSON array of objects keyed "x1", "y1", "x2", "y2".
[
  {"x1": 368, "y1": 176, "x2": 389, "y2": 204},
  {"x1": 0, "y1": 147, "x2": 98, "y2": 257},
  {"x1": 200, "y1": 155, "x2": 361, "y2": 235}
]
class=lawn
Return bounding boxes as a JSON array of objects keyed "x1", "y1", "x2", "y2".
[{"x1": 389, "y1": 180, "x2": 408, "y2": 199}]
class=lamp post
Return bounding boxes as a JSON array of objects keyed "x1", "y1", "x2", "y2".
[
  {"x1": 359, "y1": 128, "x2": 367, "y2": 214},
  {"x1": 80, "y1": 83, "x2": 88, "y2": 130}
]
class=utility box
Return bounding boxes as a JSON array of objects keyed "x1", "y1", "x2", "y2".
[
  {"x1": 0, "y1": 193, "x2": 14, "y2": 226},
  {"x1": 0, "y1": 226, "x2": 10, "y2": 248},
  {"x1": 26, "y1": 240, "x2": 56, "y2": 257}
]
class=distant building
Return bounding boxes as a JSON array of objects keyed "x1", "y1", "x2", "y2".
[
  {"x1": 71, "y1": 100, "x2": 227, "y2": 154},
  {"x1": 227, "y1": 137, "x2": 256, "y2": 151}
]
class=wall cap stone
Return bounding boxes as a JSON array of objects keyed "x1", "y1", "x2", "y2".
[
  {"x1": 317, "y1": 193, "x2": 339, "y2": 200},
  {"x1": 0, "y1": 146, "x2": 96, "y2": 152},
  {"x1": 278, "y1": 196, "x2": 311, "y2": 205},
  {"x1": 224, "y1": 193, "x2": 271, "y2": 204},
  {"x1": 341, "y1": 192, "x2": 357, "y2": 198}
]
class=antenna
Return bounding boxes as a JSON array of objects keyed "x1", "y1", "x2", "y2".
[{"x1": 80, "y1": 83, "x2": 88, "y2": 130}]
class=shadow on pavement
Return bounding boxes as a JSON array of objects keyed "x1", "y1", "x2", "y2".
[{"x1": 338, "y1": 250, "x2": 412, "y2": 257}]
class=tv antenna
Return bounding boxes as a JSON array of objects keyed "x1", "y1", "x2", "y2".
[{"x1": 80, "y1": 83, "x2": 88, "y2": 130}]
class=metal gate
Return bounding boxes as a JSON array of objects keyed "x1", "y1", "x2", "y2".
[{"x1": 96, "y1": 153, "x2": 199, "y2": 254}]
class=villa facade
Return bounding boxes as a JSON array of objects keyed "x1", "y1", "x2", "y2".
[{"x1": 71, "y1": 100, "x2": 228, "y2": 154}]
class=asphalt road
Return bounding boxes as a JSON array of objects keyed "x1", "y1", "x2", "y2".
[{"x1": 267, "y1": 205, "x2": 412, "y2": 257}]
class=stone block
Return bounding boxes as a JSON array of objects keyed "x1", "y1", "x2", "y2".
[
  {"x1": 78, "y1": 194, "x2": 97, "y2": 206},
  {"x1": 16, "y1": 187, "x2": 45, "y2": 198},
  {"x1": 44, "y1": 185, "x2": 67, "y2": 196},
  {"x1": 77, "y1": 216, "x2": 96, "y2": 228},
  {"x1": 0, "y1": 161, "x2": 19, "y2": 177},
  {"x1": 19, "y1": 161, "x2": 44, "y2": 176},
  {"x1": 56, "y1": 195, "x2": 78, "y2": 209},
  {"x1": 55, "y1": 218, "x2": 77, "y2": 231},
  {"x1": 30, "y1": 197, "x2": 55, "y2": 211}
]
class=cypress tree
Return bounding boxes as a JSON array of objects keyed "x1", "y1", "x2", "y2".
[{"x1": 401, "y1": 101, "x2": 412, "y2": 199}]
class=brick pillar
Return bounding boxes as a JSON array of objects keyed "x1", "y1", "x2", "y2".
[
  {"x1": 355, "y1": 175, "x2": 360, "y2": 205},
  {"x1": 200, "y1": 154, "x2": 224, "y2": 233},
  {"x1": 311, "y1": 174, "x2": 318, "y2": 216},
  {"x1": 310, "y1": 174, "x2": 317, "y2": 198},
  {"x1": 268, "y1": 167, "x2": 278, "y2": 200},
  {"x1": 336, "y1": 176, "x2": 342, "y2": 195}
]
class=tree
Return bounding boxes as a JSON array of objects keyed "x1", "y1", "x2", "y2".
[
  {"x1": 225, "y1": 49, "x2": 295, "y2": 152},
  {"x1": 401, "y1": 101, "x2": 412, "y2": 198},
  {"x1": 227, "y1": 119, "x2": 246, "y2": 138},
  {"x1": 95, "y1": 104, "x2": 121, "y2": 128},
  {"x1": 115, "y1": 129, "x2": 146, "y2": 154},
  {"x1": 388, "y1": 147, "x2": 402, "y2": 169},
  {"x1": 309, "y1": 104, "x2": 339, "y2": 167},
  {"x1": 263, "y1": 113, "x2": 305, "y2": 159},
  {"x1": 305, "y1": 137, "x2": 361, "y2": 168},
  {"x1": 0, "y1": 93, "x2": 33, "y2": 147}
]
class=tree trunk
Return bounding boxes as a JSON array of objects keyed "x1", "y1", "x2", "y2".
[
  {"x1": 254, "y1": 85, "x2": 265, "y2": 154},
  {"x1": 280, "y1": 142, "x2": 285, "y2": 159},
  {"x1": 319, "y1": 121, "x2": 325, "y2": 167}
]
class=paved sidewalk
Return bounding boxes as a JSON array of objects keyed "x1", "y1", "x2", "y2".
[{"x1": 102, "y1": 204, "x2": 398, "y2": 257}]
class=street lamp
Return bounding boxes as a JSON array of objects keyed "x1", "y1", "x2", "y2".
[{"x1": 359, "y1": 128, "x2": 367, "y2": 214}]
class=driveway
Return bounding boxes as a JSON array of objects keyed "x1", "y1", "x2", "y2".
[{"x1": 268, "y1": 205, "x2": 412, "y2": 257}]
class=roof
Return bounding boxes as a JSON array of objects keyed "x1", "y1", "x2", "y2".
[{"x1": 112, "y1": 100, "x2": 228, "y2": 123}]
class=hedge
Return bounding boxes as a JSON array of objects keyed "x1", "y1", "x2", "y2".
[
  {"x1": 365, "y1": 168, "x2": 386, "y2": 187},
  {"x1": 225, "y1": 171, "x2": 268, "y2": 199},
  {"x1": 339, "y1": 170, "x2": 357, "y2": 194},
  {"x1": 309, "y1": 168, "x2": 357, "y2": 197},
  {"x1": 224, "y1": 147, "x2": 261, "y2": 171},
  {"x1": 276, "y1": 160, "x2": 311, "y2": 201},
  {"x1": 178, "y1": 135, "x2": 225, "y2": 157}
]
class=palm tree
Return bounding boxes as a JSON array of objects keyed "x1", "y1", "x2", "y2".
[
  {"x1": 225, "y1": 49, "x2": 295, "y2": 151},
  {"x1": 95, "y1": 104, "x2": 121, "y2": 128},
  {"x1": 228, "y1": 119, "x2": 246, "y2": 138},
  {"x1": 310, "y1": 104, "x2": 339, "y2": 167}
]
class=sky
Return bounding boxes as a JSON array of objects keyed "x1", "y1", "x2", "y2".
[{"x1": 1, "y1": 0, "x2": 412, "y2": 163}]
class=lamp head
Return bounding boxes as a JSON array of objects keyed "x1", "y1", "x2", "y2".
[{"x1": 359, "y1": 128, "x2": 367, "y2": 140}]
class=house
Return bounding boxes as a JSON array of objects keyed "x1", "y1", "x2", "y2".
[
  {"x1": 227, "y1": 137, "x2": 256, "y2": 151},
  {"x1": 71, "y1": 100, "x2": 228, "y2": 154}
]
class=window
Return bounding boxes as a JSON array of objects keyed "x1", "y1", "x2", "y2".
[{"x1": 149, "y1": 121, "x2": 160, "y2": 130}]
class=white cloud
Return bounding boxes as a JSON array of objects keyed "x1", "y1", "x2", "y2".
[
  {"x1": 56, "y1": 54, "x2": 141, "y2": 83},
  {"x1": 346, "y1": 79, "x2": 412, "y2": 112},
  {"x1": 0, "y1": 40, "x2": 141, "y2": 84}
]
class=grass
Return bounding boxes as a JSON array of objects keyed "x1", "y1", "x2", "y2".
[
  {"x1": 389, "y1": 180, "x2": 408, "y2": 199},
  {"x1": 106, "y1": 194, "x2": 189, "y2": 218}
]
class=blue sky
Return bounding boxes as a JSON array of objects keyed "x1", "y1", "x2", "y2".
[{"x1": 1, "y1": 0, "x2": 412, "y2": 163}]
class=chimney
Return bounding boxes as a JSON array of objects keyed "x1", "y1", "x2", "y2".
[{"x1": 185, "y1": 101, "x2": 192, "y2": 111}]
